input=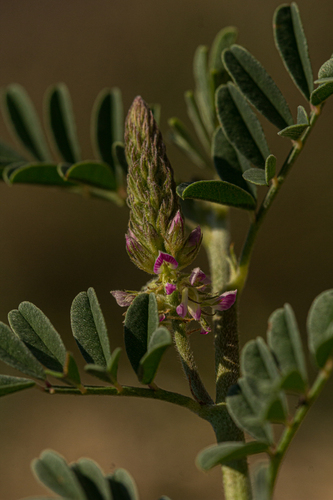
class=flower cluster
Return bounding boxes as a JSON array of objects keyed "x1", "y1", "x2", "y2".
[{"x1": 112, "y1": 251, "x2": 237, "y2": 335}]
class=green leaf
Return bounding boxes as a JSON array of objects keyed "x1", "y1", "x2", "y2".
[
  {"x1": 138, "y1": 327, "x2": 172, "y2": 385},
  {"x1": 242, "y1": 168, "x2": 267, "y2": 186},
  {"x1": 194, "y1": 45, "x2": 215, "y2": 136},
  {"x1": 4, "y1": 162, "x2": 71, "y2": 187},
  {"x1": 63, "y1": 352, "x2": 81, "y2": 387},
  {"x1": 71, "y1": 288, "x2": 111, "y2": 367},
  {"x1": 273, "y1": 3, "x2": 313, "y2": 101},
  {"x1": 32, "y1": 450, "x2": 85, "y2": 500},
  {"x1": 148, "y1": 293, "x2": 159, "y2": 345},
  {"x1": 112, "y1": 142, "x2": 128, "y2": 175},
  {"x1": 223, "y1": 45, "x2": 293, "y2": 129},
  {"x1": 196, "y1": 441, "x2": 268, "y2": 472},
  {"x1": 91, "y1": 87, "x2": 123, "y2": 171},
  {"x1": 184, "y1": 90, "x2": 211, "y2": 155},
  {"x1": 8, "y1": 308, "x2": 64, "y2": 372},
  {"x1": 0, "y1": 374, "x2": 35, "y2": 397},
  {"x1": 0, "y1": 139, "x2": 25, "y2": 166},
  {"x1": 3, "y1": 84, "x2": 51, "y2": 161},
  {"x1": 14, "y1": 301, "x2": 66, "y2": 368},
  {"x1": 107, "y1": 347, "x2": 122, "y2": 384},
  {"x1": 241, "y1": 337, "x2": 280, "y2": 381},
  {"x1": 226, "y1": 379, "x2": 274, "y2": 444},
  {"x1": 60, "y1": 160, "x2": 117, "y2": 191},
  {"x1": 124, "y1": 294, "x2": 150, "y2": 374},
  {"x1": 0, "y1": 322, "x2": 45, "y2": 380},
  {"x1": 107, "y1": 468, "x2": 139, "y2": 500},
  {"x1": 85, "y1": 364, "x2": 112, "y2": 383},
  {"x1": 84, "y1": 350, "x2": 121, "y2": 385},
  {"x1": 168, "y1": 117, "x2": 207, "y2": 169},
  {"x1": 310, "y1": 81, "x2": 333, "y2": 106},
  {"x1": 177, "y1": 180, "x2": 256, "y2": 210},
  {"x1": 46, "y1": 84, "x2": 81, "y2": 163},
  {"x1": 209, "y1": 26, "x2": 238, "y2": 89},
  {"x1": 216, "y1": 83, "x2": 270, "y2": 168},
  {"x1": 213, "y1": 127, "x2": 255, "y2": 195},
  {"x1": 71, "y1": 458, "x2": 112, "y2": 500},
  {"x1": 265, "y1": 154, "x2": 276, "y2": 184},
  {"x1": 253, "y1": 462, "x2": 271, "y2": 500},
  {"x1": 318, "y1": 56, "x2": 333, "y2": 79},
  {"x1": 297, "y1": 105, "x2": 309, "y2": 124},
  {"x1": 278, "y1": 123, "x2": 308, "y2": 140},
  {"x1": 307, "y1": 289, "x2": 333, "y2": 367},
  {"x1": 267, "y1": 304, "x2": 308, "y2": 392}
]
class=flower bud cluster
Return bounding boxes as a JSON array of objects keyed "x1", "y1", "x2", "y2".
[{"x1": 125, "y1": 96, "x2": 201, "y2": 273}]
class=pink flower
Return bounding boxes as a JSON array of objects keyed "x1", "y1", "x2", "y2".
[
  {"x1": 214, "y1": 290, "x2": 237, "y2": 311},
  {"x1": 111, "y1": 290, "x2": 136, "y2": 307},
  {"x1": 189, "y1": 267, "x2": 211, "y2": 286},
  {"x1": 165, "y1": 283, "x2": 177, "y2": 295},
  {"x1": 153, "y1": 251, "x2": 178, "y2": 274}
]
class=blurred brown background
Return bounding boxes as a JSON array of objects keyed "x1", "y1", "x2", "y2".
[{"x1": 0, "y1": 1, "x2": 333, "y2": 499}]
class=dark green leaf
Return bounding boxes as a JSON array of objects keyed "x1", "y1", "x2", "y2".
[
  {"x1": 124, "y1": 294, "x2": 150, "y2": 373},
  {"x1": 168, "y1": 117, "x2": 207, "y2": 169},
  {"x1": 107, "y1": 347, "x2": 122, "y2": 384},
  {"x1": 226, "y1": 380, "x2": 273, "y2": 444},
  {"x1": 8, "y1": 308, "x2": 63, "y2": 372},
  {"x1": 278, "y1": 123, "x2": 308, "y2": 140},
  {"x1": 4, "y1": 162, "x2": 72, "y2": 187},
  {"x1": 3, "y1": 84, "x2": 51, "y2": 161},
  {"x1": 0, "y1": 374, "x2": 35, "y2": 397},
  {"x1": 17, "y1": 301, "x2": 66, "y2": 368},
  {"x1": 216, "y1": 83, "x2": 270, "y2": 168},
  {"x1": 242, "y1": 168, "x2": 267, "y2": 186},
  {"x1": 267, "y1": 304, "x2": 308, "y2": 391},
  {"x1": 0, "y1": 322, "x2": 45, "y2": 380},
  {"x1": 273, "y1": 4, "x2": 313, "y2": 100},
  {"x1": 196, "y1": 441, "x2": 268, "y2": 471},
  {"x1": 112, "y1": 142, "x2": 128, "y2": 175},
  {"x1": 0, "y1": 139, "x2": 25, "y2": 166},
  {"x1": 91, "y1": 87, "x2": 123, "y2": 170},
  {"x1": 310, "y1": 82, "x2": 333, "y2": 106},
  {"x1": 71, "y1": 458, "x2": 111, "y2": 500},
  {"x1": 71, "y1": 288, "x2": 111, "y2": 367},
  {"x1": 265, "y1": 154, "x2": 276, "y2": 184},
  {"x1": 318, "y1": 56, "x2": 333, "y2": 79},
  {"x1": 194, "y1": 45, "x2": 215, "y2": 136},
  {"x1": 213, "y1": 127, "x2": 255, "y2": 195},
  {"x1": 223, "y1": 45, "x2": 293, "y2": 129},
  {"x1": 177, "y1": 180, "x2": 256, "y2": 210},
  {"x1": 241, "y1": 337, "x2": 280, "y2": 381},
  {"x1": 185, "y1": 90, "x2": 211, "y2": 155},
  {"x1": 307, "y1": 289, "x2": 333, "y2": 367},
  {"x1": 297, "y1": 105, "x2": 308, "y2": 124},
  {"x1": 138, "y1": 327, "x2": 172, "y2": 385},
  {"x1": 63, "y1": 352, "x2": 81, "y2": 386},
  {"x1": 61, "y1": 160, "x2": 117, "y2": 191},
  {"x1": 107, "y1": 469, "x2": 139, "y2": 500},
  {"x1": 148, "y1": 293, "x2": 159, "y2": 345},
  {"x1": 209, "y1": 26, "x2": 238, "y2": 89},
  {"x1": 253, "y1": 462, "x2": 271, "y2": 500},
  {"x1": 32, "y1": 450, "x2": 85, "y2": 499},
  {"x1": 46, "y1": 84, "x2": 81, "y2": 163}
]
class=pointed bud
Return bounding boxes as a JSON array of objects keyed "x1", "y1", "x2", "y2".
[
  {"x1": 176, "y1": 226, "x2": 203, "y2": 269},
  {"x1": 125, "y1": 232, "x2": 155, "y2": 273},
  {"x1": 164, "y1": 209, "x2": 185, "y2": 255}
]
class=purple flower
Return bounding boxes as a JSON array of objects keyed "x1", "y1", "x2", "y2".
[
  {"x1": 214, "y1": 290, "x2": 237, "y2": 311},
  {"x1": 189, "y1": 267, "x2": 211, "y2": 286},
  {"x1": 153, "y1": 251, "x2": 178, "y2": 274},
  {"x1": 176, "y1": 288, "x2": 188, "y2": 318},
  {"x1": 165, "y1": 283, "x2": 177, "y2": 295},
  {"x1": 111, "y1": 290, "x2": 136, "y2": 307},
  {"x1": 159, "y1": 314, "x2": 166, "y2": 322}
]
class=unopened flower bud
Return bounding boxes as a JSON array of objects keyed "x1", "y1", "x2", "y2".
[{"x1": 176, "y1": 226, "x2": 203, "y2": 269}]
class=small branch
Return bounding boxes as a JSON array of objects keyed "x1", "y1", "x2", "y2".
[
  {"x1": 268, "y1": 356, "x2": 333, "y2": 493},
  {"x1": 44, "y1": 383, "x2": 204, "y2": 415},
  {"x1": 234, "y1": 107, "x2": 322, "y2": 293}
]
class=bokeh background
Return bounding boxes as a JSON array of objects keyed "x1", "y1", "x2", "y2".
[{"x1": 0, "y1": 1, "x2": 333, "y2": 499}]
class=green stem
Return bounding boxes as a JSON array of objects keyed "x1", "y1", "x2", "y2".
[
  {"x1": 268, "y1": 357, "x2": 333, "y2": 494},
  {"x1": 44, "y1": 383, "x2": 203, "y2": 415},
  {"x1": 173, "y1": 319, "x2": 214, "y2": 405},
  {"x1": 235, "y1": 106, "x2": 322, "y2": 292},
  {"x1": 203, "y1": 210, "x2": 230, "y2": 294}
]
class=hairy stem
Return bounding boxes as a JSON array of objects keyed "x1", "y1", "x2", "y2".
[
  {"x1": 234, "y1": 106, "x2": 322, "y2": 292},
  {"x1": 268, "y1": 356, "x2": 333, "y2": 493}
]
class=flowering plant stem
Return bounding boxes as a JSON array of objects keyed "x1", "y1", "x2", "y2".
[{"x1": 235, "y1": 105, "x2": 322, "y2": 293}]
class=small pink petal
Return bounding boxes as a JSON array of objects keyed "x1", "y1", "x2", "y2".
[
  {"x1": 189, "y1": 303, "x2": 201, "y2": 321},
  {"x1": 189, "y1": 267, "x2": 211, "y2": 286},
  {"x1": 176, "y1": 303, "x2": 187, "y2": 318},
  {"x1": 111, "y1": 290, "x2": 136, "y2": 307},
  {"x1": 159, "y1": 314, "x2": 166, "y2": 322},
  {"x1": 153, "y1": 251, "x2": 178, "y2": 274},
  {"x1": 200, "y1": 328, "x2": 210, "y2": 335},
  {"x1": 165, "y1": 283, "x2": 177, "y2": 295},
  {"x1": 187, "y1": 226, "x2": 202, "y2": 246},
  {"x1": 216, "y1": 290, "x2": 237, "y2": 311},
  {"x1": 168, "y1": 210, "x2": 184, "y2": 234}
]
